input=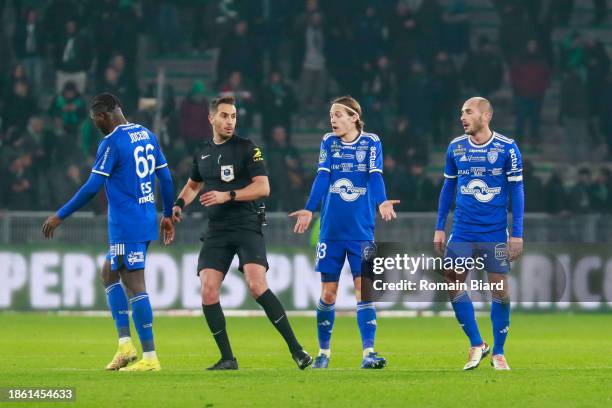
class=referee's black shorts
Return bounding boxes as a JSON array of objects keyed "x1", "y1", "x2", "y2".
[{"x1": 197, "y1": 228, "x2": 269, "y2": 275}]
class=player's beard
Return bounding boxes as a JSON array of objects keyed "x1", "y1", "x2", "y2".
[{"x1": 466, "y1": 118, "x2": 483, "y2": 135}]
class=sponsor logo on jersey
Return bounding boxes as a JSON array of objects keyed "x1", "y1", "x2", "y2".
[
  {"x1": 369, "y1": 146, "x2": 377, "y2": 168},
  {"x1": 221, "y1": 165, "x2": 234, "y2": 182},
  {"x1": 319, "y1": 149, "x2": 327, "y2": 163},
  {"x1": 509, "y1": 148, "x2": 518, "y2": 171},
  {"x1": 356, "y1": 150, "x2": 366, "y2": 163},
  {"x1": 471, "y1": 167, "x2": 486, "y2": 176},
  {"x1": 459, "y1": 155, "x2": 468, "y2": 162},
  {"x1": 340, "y1": 162, "x2": 353, "y2": 172},
  {"x1": 458, "y1": 169, "x2": 470, "y2": 175},
  {"x1": 129, "y1": 130, "x2": 150, "y2": 143},
  {"x1": 460, "y1": 179, "x2": 501, "y2": 202},
  {"x1": 99, "y1": 146, "x2": 111, "y2": 170},
  {"x1": 357, "y1": 164, "x2": 367, "y2": 172},
  {"x1": 467, "y1": 155, "x2": 486, "y2": 162},
  {"x1": 252, "y1": 147, "x2": 264, "y2": 162},
  {"x1": 127, "y1": 251, "x2": 145, "y2": 266},
  {"x1": 329, "y1": 178, "x2": 367, "y2": 202},
  {"x1": 491, "y1": 168, "x2": 503, "y2": 176},
  {"x1": 487, "y1": 150, "x2": 498, "y2": 164},
  {"x1": 138, "y1": 192, "x2": 155, "y2": 204},
  {"x1": 332, "y1": 151, "x2": 341, "y2": 158},
  {"x1": 342, "y1": 153, "x2": 355, "y2": 159}
]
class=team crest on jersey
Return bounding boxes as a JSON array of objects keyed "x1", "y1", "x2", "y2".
[
  {"x1": 319, "y1": 149, "x2": 327, "y2": 163},
  {"x1": 356, "y1": 150, "x2": 366, "y2": 163},
  {"x1": 487, "y1": 150, "x2": 498, "y2": 164},
  {"x1": 221, "y1": 165, "x2": 234, "y2": 182}
]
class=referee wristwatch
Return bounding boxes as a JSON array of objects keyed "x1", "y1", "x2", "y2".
[{"x1": 228, "y1": 190, "x2": 237, "y2": 202}]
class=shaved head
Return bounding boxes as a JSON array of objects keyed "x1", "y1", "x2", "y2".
[{"x1": 464, "y1": 97, "x2": 493, "y2": 115}]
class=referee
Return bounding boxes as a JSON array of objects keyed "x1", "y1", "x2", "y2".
[{"x1": 173, "y1": 96, "x2": 312, "y2": 370}]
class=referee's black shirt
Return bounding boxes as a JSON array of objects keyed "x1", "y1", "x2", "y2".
[{"x1": 190, "y1": 135, "x2": 267, "y2": 230}]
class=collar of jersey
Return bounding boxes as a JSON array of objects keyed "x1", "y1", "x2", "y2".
[
  {"x1": 467, "y1": 131, "x2": 495, "y2": 148},
  {"x1": 104, "y1": 122, "x2": 135, "y2": 138},
  {"x1": 207, "y1": 135, "x2": 236, "y2": 145},
  {"x1": 339, "y1": 132, "x2": 362, "y2": 146}
]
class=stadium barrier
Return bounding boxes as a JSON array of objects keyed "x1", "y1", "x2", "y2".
[{"x1": 1, "y1": 212, "x2": 611, "y2": 311}]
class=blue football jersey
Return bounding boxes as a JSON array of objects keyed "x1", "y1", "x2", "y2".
[
  {"x1": 91, "y1": 123, "x2": 168, "y2": 243},
  {"x1": 317, "y1": 132, "x2": 383, "y2": 241},
  {"x1": 444, "y1": 131, "x2": 523, "y2": 235}
]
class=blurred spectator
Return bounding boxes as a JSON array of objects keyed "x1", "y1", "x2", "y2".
[
  {"x1": 48, "y1": 81, "x2": 87, "y2": 134},
  {"x1": 266, "y1": 126, "x2": 306, "y2": 211},
  {"x1": 431, "y1": 51, "x2": 460, "y2": 146},
  {"x1": 297, "y1": 11, "x2": 327, "y2": 120},
  {"x1": 13, "y1": 8, "x2": 45, "y2": 94},
  {"x1": 217, "y1": 20, "x2": 261, "y2": 85},
  {"x1": 219, "y1": 71, "x2": 256, "y2": 138},
  {"x1": 416, "y1": 0, "x2": 443, "y2": 61},
  {"x1": 591, "y1": 0, "x2": 608, "y2": 25},
  {"x1": 584, "y1": 38, "x2": 610, "y2": 140},
  {"x1": 560, "y1": 69, "x2": 589, "y2": 163},
  {"x1": 382, "y1": 154, "x2": 409, "y2": 203},
  {"x1": 441, "y1": 0, "x2": 470, "y2": 58},
  {"x1": 591, "y1": 168, "x2": 611, "y2": 213},
  {"x1": 54, "y1": 19, "x2": 92, "y2": 93},
  {"x1": 462, "y1": 36, "x2": 504, "y2": 97},
  {"x1": 107, "y1": 54, "x2": 139, "y2": 112},
  {"x1": 497, "y1": 2, "x2": 532, "y2": 62},
  {"x1": 404, "y1": 161, "x2": 436, "y2": 211},
  {"x1": 362, "y1": 55, "x2": 396, "y2": 106},
  {"x1": 569, "y1": 168, "x2": 596, "y2": 213},
  {"x1": 522, "y1": 160, "x2": 545, "y2": 212},
  {"x1": 389, "y1": 1, "x2": 419, "y2": 73},
  {"x1": 3, "y1": 80, "x2": 37, "y2": 132},
  {"x1": 559, "y1": 31, "x2": 585, "y2": 76},
  {"x1": 115, "y1": 1, "x2": 141, "y2": 70},
  {"x1": 545, "y1": 169, "x2": 568, "y2": 214},
  {"x1": 510, "y1": 39, "x2": 552, "y2": 145},
  {"x1": 600, "y1": 72, "x2": 612, "y2": 156},
  {"x1": 261, "y1": 70, "x2": 297, "y2": 144},
  {"x1": 355, "y1": 5, "x2": 386, "y2": 65},
  {"x1": 91, "y1": 0, "x2": 119, "y2": 83},
  {"x1": 157, "y1": 0, "x2": 181, "y2": 55},
  {"x1": 0, "y1": 153, "x2": 36, "y2": 210},
  {"x1": 179, "y1": 80, "x2": 212, "y2": 152},
  {"x1": 398, "y1": 61, "x2": 432, "y2": 138}
]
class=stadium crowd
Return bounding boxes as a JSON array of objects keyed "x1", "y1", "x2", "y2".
[{"x1": 0, "y1": 0, "x2": 611, "y2": 214}]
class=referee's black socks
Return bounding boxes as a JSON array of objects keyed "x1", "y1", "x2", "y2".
[
  {"x1": 203, "y1": 303, "x2": 234, "y2": 360},
  {"x1": 256, "y1": 289, "x2": 302, "y2": 353}
]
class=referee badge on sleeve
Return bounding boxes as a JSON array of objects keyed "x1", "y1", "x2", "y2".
[{"x1": 221, "y1": 165, "x2": 234, "y2": 182}]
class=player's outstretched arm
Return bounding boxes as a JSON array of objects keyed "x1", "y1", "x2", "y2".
[
  {"x1": 172, "y1": 178, "x2": 203, "y2": 223},
  {"x1": 289, "y1": 170, "x2": 331, "y2": 234},
  {"x1": 156, "y1": 166, "x2": 176, "y2": 245},
  {"x1": 42, "y1": 172, "x2": 106, "y2": 239},
  {"x1": 433, "y1": 177, "x2": 457, "y2": 255},
  {"x1": 370, "y1": 172, "x2": 399, "y2": 221}
]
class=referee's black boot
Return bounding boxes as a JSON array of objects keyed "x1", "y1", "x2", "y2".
[
  {"x1": 292, "y1": 349, "x2": 313, "y2": 370},
  {"x1": 207, "y1": 358, "x2": 238, "y2": 370}
]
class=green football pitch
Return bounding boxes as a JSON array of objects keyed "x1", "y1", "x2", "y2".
[{"x1": 1, "y1": 313, "x2": 611, "y2": 407}]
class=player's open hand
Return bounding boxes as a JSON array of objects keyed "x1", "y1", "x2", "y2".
[
  {"x1": 379, "y1": 200, "x2": 400, "y2": 221},
  {"x1": 508, "y1": 237, "x2": 523, "y2": 261},
  {"x1": 172, "y1": 205, "x2": 183, "y2": 223},
  {"x1": 42, "y1": 215, "x2": 62, "y2": 239},
  {"x1": 160, "y1": 216, "x2": 175, "y2": 245},
  {"x1": 200, "y1": 191, "x2": 230, "y2": 207},
  {"x1": 288, "y1": 209, "x2": 313, "y2": 234},
  {"x1": 433, "y1": 230, "x2": 446, "y2": 256}
]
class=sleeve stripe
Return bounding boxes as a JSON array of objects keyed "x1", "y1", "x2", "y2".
[
  {"x1": 92, "y1": 169, "x2": 110, "y2": 177},
  {"x1": 444, "y1": 173, "x2": 458, "y2": 179},
  {"x1": 506, "y1": 169, "x2": 523, "y2": 175},
  {"x1": 155, "y1": 163, "x2": 168, "y2": 169},
  {"x1": 318, "y1": 167, "x2": 331, "y2": 172},
  {"x1": 369, "y1": 168, "x2": 383, "y2": 173},
  {"x1": 508, "y1": 175, "x2": 523, "y2": 182}
]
